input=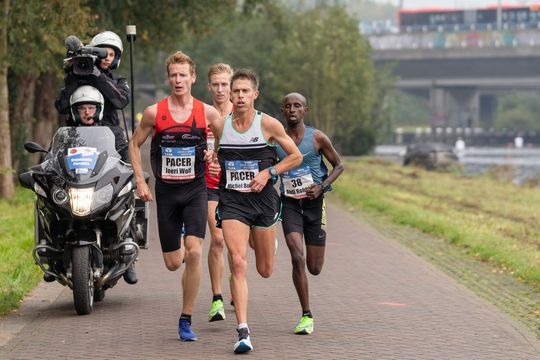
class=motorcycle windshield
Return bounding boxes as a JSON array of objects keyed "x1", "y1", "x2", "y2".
[{"x1": 45, "y1": 127, "x2": 123, "y2": 184}]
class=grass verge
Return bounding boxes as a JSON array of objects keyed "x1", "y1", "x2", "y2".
[
  {"x1": 334, "y1": 157, "x2": 540, "y2": 290},
  {"x1": 0, "y1": 188, "x2": 41, "y2": 316}
]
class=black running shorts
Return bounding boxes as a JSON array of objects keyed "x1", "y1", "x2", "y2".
[
  {"x1": 216, "y1": 186, "x2": 282, "y2": 228},
  {"x1": 281, "y1": 194, "x2": 326, "y2": 246},
  {"x1": 207, "y1": 187, "x2": 219, "y2": 202},
  {"x1": 155, "y1": 180, "x2": 207, "y2": 253}
]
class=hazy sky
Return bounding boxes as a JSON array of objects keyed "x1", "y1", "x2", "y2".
[{"x1": 375, "y1": 0, "x2": 540, "y2": 9}]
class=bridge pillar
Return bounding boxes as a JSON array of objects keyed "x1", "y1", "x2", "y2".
[{"x1": 430, "y1": 86, "x2": 480, "y2": 128}]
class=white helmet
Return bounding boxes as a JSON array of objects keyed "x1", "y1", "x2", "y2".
[
  {"x1": 70, "y1": 85, "x2": 104, "y2": 125},
  {"x1": 90, "y1": 31, "x2": 123, "y2": 69}
]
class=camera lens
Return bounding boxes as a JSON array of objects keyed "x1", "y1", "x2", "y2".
[{"x1": 73, "y1": 56, "x2": 94, "y2": 76}]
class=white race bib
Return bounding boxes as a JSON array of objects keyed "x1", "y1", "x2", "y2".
[
  {"x1": 225, "y1": 160, "x2": 259, "y2": 192},
  {"x1": 161, "y1": 146, "x2": 195, "y2": 180},
  {"x1": 207, "y1": 133, "x2": 215, "y2": 152},
  {"x1": 282, "y1": 164, "x2": 314, "y2": 199}
]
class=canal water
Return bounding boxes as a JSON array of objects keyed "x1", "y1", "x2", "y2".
[{"x1": 374, "y1": 145, "x2": 540, "y2": 185}]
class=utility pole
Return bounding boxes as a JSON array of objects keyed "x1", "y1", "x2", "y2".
[{"x1": 126, "y1": 25, "x2": 136, "y2": 134}]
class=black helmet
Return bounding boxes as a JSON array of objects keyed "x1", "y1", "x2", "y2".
[
  {"x1": 90, "y1": 31, "x2": 123, "y2": 70},
  {"x1": 69, "y1": 85, "x2": 104, "y2": 125}
]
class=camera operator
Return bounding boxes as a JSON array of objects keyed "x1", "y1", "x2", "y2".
[{"x1": 55, "y1": 31, "x2": 130, "y2": 162}]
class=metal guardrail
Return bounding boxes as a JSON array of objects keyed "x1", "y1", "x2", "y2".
[{"x1": 394, "y1": 127, "x2": 540, "y2": 147}]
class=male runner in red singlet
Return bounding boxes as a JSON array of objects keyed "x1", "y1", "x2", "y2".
[
  {"x1": 129, "y1": 51, "x2": 222, "y2": 342},
  {"x1": 205, "y1": 63, "x2": 233, "y2": 322}
]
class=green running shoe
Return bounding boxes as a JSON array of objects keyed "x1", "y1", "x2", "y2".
[
  {"x1": 208, "y1": 299, "x2": 226, "y2": 322},
  {"x1": 294, "y1": 315, "x2": 314, "y2": 334}
]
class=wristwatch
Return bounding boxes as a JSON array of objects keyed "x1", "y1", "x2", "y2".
[
  {"x1": 320, "y1": 183, "x2": 331, "y2": 193},
  {"x1": 268, "y1": 166, "x2": 278, "y2": 177},
  {"x1": 268, "y1": 166, "x2": 278, "y2": 182}
]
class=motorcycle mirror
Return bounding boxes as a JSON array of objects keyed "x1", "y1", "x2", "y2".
[
  {"x1": 24, "y1": 142, "x2": 48, "y2": 154},
  {"x1": 18, "y1": 171, "x2": 34, "y2": 190}
]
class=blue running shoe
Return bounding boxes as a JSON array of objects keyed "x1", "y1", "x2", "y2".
[
  {"x1": 178, "y1": 318, "x2": 197, "y2": 341},
  {"x1": 233, "y1": 327, "x2": 253, "y2": 353}
]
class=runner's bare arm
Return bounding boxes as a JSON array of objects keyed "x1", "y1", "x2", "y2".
[
  {"x1": 306, "y1": 130, "x2": 345, "y2": 199},
  {"x1": 250, "y1": 115, "x2": 302, "y2": 191},
  {"x1": 128, "y1": 104, "x2": 156, "y2": 202},
  {"x1": 265, "y1": 115, "x2": 302, "y2": 174},
  {"x1": 204, "y1": 104, "x2": 224, "y2": 163}
]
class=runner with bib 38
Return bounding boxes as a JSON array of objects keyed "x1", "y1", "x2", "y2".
[{"x1": 276, "y1": 92, "x2": 344, "y2": 335}]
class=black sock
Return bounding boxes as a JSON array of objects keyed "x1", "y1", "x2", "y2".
[
  {"x1": 302, "y1": 310, "x2": 312, "y2": 318},
  {"x1": 180, "y1": 313, "x2": 192, "y2": 324},
  {"x1": 213, "y1": 294, "x2": 223, "y2": 302}
]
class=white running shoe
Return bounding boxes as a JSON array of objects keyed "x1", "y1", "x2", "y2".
[{"x1": 234, "y1": 328, "x2": 253, "y2": 353}]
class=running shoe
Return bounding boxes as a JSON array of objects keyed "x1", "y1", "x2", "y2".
[
  {"x1": 294, "y1": 315, "x2": 314, "y2": 335},
  {"x1": 208, "y1": 299, "x2": 226, "y2": 322},
  {"x1": 178, "y1": 318, "x2": 198, "y2": 341},
  {"x1": 234, "y1": 327, "x2": 253, "y2": 353}
]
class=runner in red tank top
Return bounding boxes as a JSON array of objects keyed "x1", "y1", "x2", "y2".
[
  {"x1": 205, "y1": 63, "x2": 234, "y2": 323},
  {"x1": 129, "y1": 51, "x2": 223, "y2": 342}
]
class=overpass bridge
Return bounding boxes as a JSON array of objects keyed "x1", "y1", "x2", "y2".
[{"x1": 370, "y1": 28, "x2": 540, "y2": 128}]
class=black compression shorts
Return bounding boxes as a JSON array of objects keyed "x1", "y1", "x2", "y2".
[
  {"x1": 207, "y1": 187, "x2": 219, "y2": 202},
  {"x1": 281, "y1": 194, "x2": 326, "y2": 246},
  {"x1": 155, "y1": 180, "x2": 207, "y2": 253},
  {"x1": 216, "y1": 186, "x2": 281, "y2": 228}
]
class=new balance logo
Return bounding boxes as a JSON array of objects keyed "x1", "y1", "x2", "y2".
[{"x1": 249, "y1": 137, "x2": 259, "y2": 143}]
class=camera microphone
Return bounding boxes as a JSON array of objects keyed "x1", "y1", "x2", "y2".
[{"x1": 65, "y1": 35, "x2": 82, "y2": 52}]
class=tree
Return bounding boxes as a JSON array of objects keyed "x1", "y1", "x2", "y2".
[
  {"x1": 183, "y1": 6, "x2": 286, "y2": 115},
  {"x1": 269, "y1": 5, "x2": 377, "y2": 154},
  {"x1": 184, "y1": 3, "x2": 380, "y2": 155},
  {"x1": 86, "y1": 0, "x2": 238, "y2": 53},
  {"x1": 0, "y1": 0, "x2": 13, "y2": 198},
  {"x1": 494, "y1": 91, "x2": 540, "y2": 131}
]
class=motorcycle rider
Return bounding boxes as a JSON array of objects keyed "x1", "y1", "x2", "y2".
[
  {"x1": 70, "y1": 85, "x2": 105, "y2": 126},
  {"x1": 56, "y1": 31, "x2": 130, "y2": 161},
  {"x1": 69, "y1": 84, "x2": 139, "y2": 285}
]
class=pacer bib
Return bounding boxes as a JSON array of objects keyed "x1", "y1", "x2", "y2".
[
  {"x1": 225, "y1": 160, "x2": 259, "y2": 192},
  {"x1": 161, "y1": 146, "x2": 196, "y2": 180},
  {"x1": 282, "y1": 164, "x2": 314, "y2": 199}
]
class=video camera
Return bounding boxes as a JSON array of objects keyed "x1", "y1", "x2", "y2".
[{"x1": 63, "y1": 35, "x2": 108, "y2": 76}]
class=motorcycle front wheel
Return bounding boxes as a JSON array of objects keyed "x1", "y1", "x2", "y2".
[{"x1": 72, "y1": 246, "x2": 94, "y2": 315}]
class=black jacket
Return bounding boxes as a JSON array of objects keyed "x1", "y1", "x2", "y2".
[{"x1": 55, "y1": 69, "x2": 130, "y2": 127}]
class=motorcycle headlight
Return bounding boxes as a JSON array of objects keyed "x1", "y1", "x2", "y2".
[
  {"x1": 34, "y1": 183, "x2": 47, "y2": 198},
  {"x1": 118, "y1": 182, "x2": 133, "y2": 197},
  {"x1": 69, "y1": 187, "x2": 94, "y2": 216},
  {"x1": 93, "y1": 184, "x2": 114, "y2": 209}
]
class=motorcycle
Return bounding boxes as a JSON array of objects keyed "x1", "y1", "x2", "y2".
[{"x1": 19, "y1": 126, "x2": 148, "y2": 315}]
